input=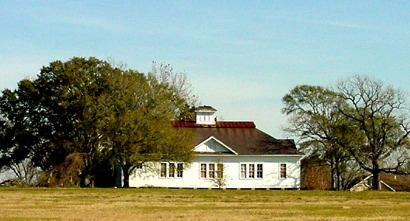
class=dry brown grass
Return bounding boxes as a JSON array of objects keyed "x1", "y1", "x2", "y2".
[{"x1": 0, "y1": 188, "x2": 409, "y2": 221}]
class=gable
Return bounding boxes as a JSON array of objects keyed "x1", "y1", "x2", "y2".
[{"x1": 194, "y1": 136, "x2": 238, "y2": 155}]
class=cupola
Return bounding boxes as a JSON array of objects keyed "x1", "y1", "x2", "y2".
[{"x1": 195, "y1": 105, "x2": 217, "y2": 125}]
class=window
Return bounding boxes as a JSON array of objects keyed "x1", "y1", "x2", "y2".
[
  {"x1": 201, "y1": 163, "x2": 207, "y2": 178},
  {"x1": 240, "y1": 164, "x2": 247, "y2": 179},
  {"x1": 249, "y1": 164, "x2": 255, "y2": 178},
  {"x1": 217, "y1": 163, "x2": 224, "y2": 178},
  {"x1": 160, "y1": 162, "x2": 184, "y2": 178},
  {"x1": 280, "y1": 164, "x2": 287, "y2": 179},
  {"x1": 177, "y1": 163, "x2": 183, "y2": 178},
  {"x1": 209, "y1": 164, "x2": 215, "y2": 178},
  {"x1": 240, "y1": 163, "x2": 263, "y2": 179},
  {"x1": 257, "y1": 164, "x2": 263, "y2": 178},
  {"x1": 200, "y1": 163, "x2": 223, "y2": 179},
  {"x1": 169, "y1": 163, "x2": 175, "y2": 177},
  {"x1": 160, "y1": 163, "x2": 167, "y2": 178}
]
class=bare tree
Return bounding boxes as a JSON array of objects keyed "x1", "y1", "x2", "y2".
[
  {"x1": 5, "y1": 159, "x2": 41, "y2": 186},
  {"x1": 337, "y1": 75, "x2": 410, "y2": 189},
  {"x1": 282, "y1": 76, "x2": 410, "y2": 190},
  {"x1": 282, "y1": 85, "x2": 362, "y2": 190},
  {"x1": 209, "y1": 161, "x2": 228, "y2": 189},
  {"x1": 149, "y1": 62, "x2": 199, "y2": 121}
]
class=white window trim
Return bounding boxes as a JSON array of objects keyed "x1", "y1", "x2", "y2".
[
  {"x1": 240, "y1": 163, "x2": 247, "y2": 179},
  {"x1": 199, "y1": 163, "x2": 223, "y2": 179},
  {"x1": 279, "y1": 163, "x2": 287, "y2": 179},
  {"x1": 239, "y1": 163, "x2": 263, "y2": 179},
  {"x1": 256, "y1": 163, "x2": 263, "y2": 179},
  {"x1": 159, "y1": 162, "x2": 184, "y2": 179}
]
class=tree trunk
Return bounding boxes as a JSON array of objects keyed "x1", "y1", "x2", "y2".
[
  {"x1": 79, "y1": 154, "x2": 93, "y2": 187},
  {"x1": 336, "y1": 163, "x2": 341, "y2": 191},
  {"x1": 330, "y1": 158, "x2": 335, "y2": 190},
  {"x1": 122, "y1": 166, "x2": 130, "y2": 188},
  {"x1": 372, "y1": 161, "x2": 380, "y2": 190},
  {"x1": 79, "y1": 166, "x2": 90, "y2": 187},
  {"x1": 372, "y1": 171, "x2": 380, "y2": 190}
]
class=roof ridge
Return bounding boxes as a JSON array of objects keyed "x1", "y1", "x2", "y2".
[{"x1": 171, "y1": 120, "x2": 256, "y2": 128}]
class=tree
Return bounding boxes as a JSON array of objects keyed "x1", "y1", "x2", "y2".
[
  {"x1": 0, "y1": 82, "x2": 42, "y2": 184},
  {"x1": 149, "y1": 62, "x2": 198, "y2": 121},
  {"x1": 1, "y1": 57, "x2": 197, "y2": 188},
  {"x1": 282, "y1": 76, "x2": 410, "y2": 190},
  {"x1": 31, "y1": 57, "x2": 122, "y2": 186},
  {"x1": 0, "y1": 57, "x2": 123, "y2": 186},
  {"x1": 98, "y1": 70, "x2": 194, "y2": 187},
  {"x1": 282, "y1": 85, "x2": 362, "y2": 190},
  {"x1": 337, "y1": 75, "x2": 410, "y2": 190},
  {"x1": 209, "y1": 161, "x2": 228, "y2": 190}
]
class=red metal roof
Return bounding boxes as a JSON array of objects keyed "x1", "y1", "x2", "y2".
[
  {"x1": 216, "y1": 121, "x2": 255, "y2": 128},
  {"x1": 172, "y1": 121, "x2": 256, "y2": 128}
]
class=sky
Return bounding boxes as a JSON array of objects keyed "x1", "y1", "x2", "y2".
[{"x1": 1, "y1": 1, "x2": 410, "y2": 139}]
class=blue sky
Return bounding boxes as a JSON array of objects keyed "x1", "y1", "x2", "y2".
[{"x1": 1, "y1": 1, "x2": 410, "y2": 138}]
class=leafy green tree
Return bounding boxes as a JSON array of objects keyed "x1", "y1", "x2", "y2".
[
  {"x1": 282, "y1": 85, "x2": 362, "y2": 190},
  {"x1": 33, "y1": 57, "x2": 121, "y2": 186},
  {"x1": 98, "y1": 70, "x2": 194, "y2": 187},
  {"x1": 1, "y1": 57, "x2": 119, "y2": 186},
  {"x1": 0, "y1": 80, "x2": 44, "y2": 185},
  {"x1": 1, "y1": 57, "x2": 196, "y2": 187},
  {"x1": 337, "y1": 75, "x2": 410, "y2": 190}
]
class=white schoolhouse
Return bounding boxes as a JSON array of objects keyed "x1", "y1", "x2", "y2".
[{"x1": 128, "y1": 106, "x2": 303, "y2": 189}]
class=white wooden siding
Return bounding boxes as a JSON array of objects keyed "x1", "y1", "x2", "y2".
[{"x1": 129, "y1": 155, "x2": 301, "y2": 189}]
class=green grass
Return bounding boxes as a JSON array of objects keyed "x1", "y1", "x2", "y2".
[{"x1": 0, "y1": 188, "x2": 409, "y2": 220}]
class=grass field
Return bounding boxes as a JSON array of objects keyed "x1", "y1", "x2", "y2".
[{"x1": 0, "y1": 188, "x2": 409, "y2": 221}]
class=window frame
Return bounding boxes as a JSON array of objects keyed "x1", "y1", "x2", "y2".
[
  {"x1": 208, "y1": 163, "x2": 215, "y2": 178},
  {"x1": 249, "y1": 164, "x2": 255, "y2": 178},
  {"x1": 169, "y1": 163, "x2": 176, "y2": 178},
  {"x1": 159, "y1": 162, "x2": 184, "y2": 179},
  {"x1": 280, "y1": 163, "x2": 287, "y2": 179},
  {"x1": 200, "y1": 163, "x2": 224, "y2": 179},
  {"x1": 217, "y1": 163, "x2": 224, "y2": 178},
  {"x1": 256, "y1": 164, "x2": 263, "y2": 178},
  {"x1": 160, "y1": 163, "x2": 167, "y2": 178},
  {"x1": 177, "y1": 163, "x2": 183, "y2": 178},
  {"x1": 200, "y1": 163, "x2": 207, "y2": 178},
  {"x1": 239, "y1": 163, "x2": 263, "y2": 179},
  {"x1": 240, "y1": 163, "x2": 247, "y2": 179}
]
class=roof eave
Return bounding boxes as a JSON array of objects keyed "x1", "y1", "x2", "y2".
[{"x1": 195, "y1": 153, "x2": 304, "y2": 157}]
